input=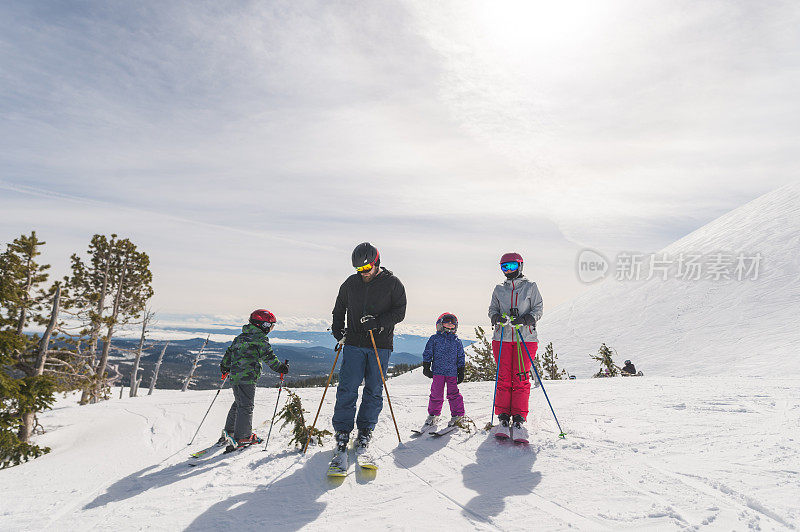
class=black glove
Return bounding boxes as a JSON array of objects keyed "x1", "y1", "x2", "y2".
[
  {"x1": 360, "y1": 315, "x2": 378, "y2": 331},
  {"x1": 276, "y1": 361, "x2": 290, "y2": 374},
  {"x1": 490, "y1": 314, "x2": 501, "y2": 326},
  {"x1": 512, "y1": 314, "x2": 536, "y2": 327},
  {"x1": 422, "y1": 362, "x2": 433, "y2": 378},
  {"x1": 457, "y1": 366, "x2": 464, "y2": 384},
  {"x1": 332, "y1": 328, "x2": 345, "y2": 341}
]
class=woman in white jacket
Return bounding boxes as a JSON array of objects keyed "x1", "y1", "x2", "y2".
[{"x1": 488, "y1": 252, "x2": 543, "y2": 443}]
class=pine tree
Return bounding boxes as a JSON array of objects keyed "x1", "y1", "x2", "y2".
[
  {"x1": 540, "y1": 342, "x2": 566, "y2": 380},
  {"x1": 276, "y1": 389, "x2": 332, "y2": 448},
  {"x1": 531, "y1": 342, "x2": 543, "y2": 377},
  {"x1": 63, "y1": 235, "x2": 153, "y2": 403},
  {"x1": 0, "y1": 233, "x2": 56, "y2": 467},
  {"x1": 463, "y1": 326, "x2": 496, "y2": 382},
  {"x1": 3, "y1": 232, "x2": 51, "y2": 335},
  {"x1": 590, "y1": 343, "x2": 619, "y2": 377}
]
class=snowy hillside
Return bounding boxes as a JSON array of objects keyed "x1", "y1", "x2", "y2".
[
  {"x1": 2, "y1": 371, "x2": 798, "y2": 530},
  {"x1": 538, "y1": 182, "x2": 800, "y2": 377}
]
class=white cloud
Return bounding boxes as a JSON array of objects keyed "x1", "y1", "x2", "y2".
[{"x1": 2, "y1": 1, "x2": 799, "y2": 327}]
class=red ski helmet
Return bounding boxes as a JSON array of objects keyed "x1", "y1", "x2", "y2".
[
  {"x1": 249, "y1": 309, "x2": 277, "y2": 333},
  {"x1": 436, "y1": 312, "x2": 458, "y2": 334},
  {"x1": 500, "y1": 252, "x2": 523, "y2": 265},
  {"x1": 499, "y1": 252, "x2": 524, "y2": 279}
]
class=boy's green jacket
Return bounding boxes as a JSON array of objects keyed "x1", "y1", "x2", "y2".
[{"x1": 220, "y1": 324, "x2": 282, "y2": 384}]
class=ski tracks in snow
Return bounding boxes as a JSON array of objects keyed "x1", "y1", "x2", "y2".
[{"x1": 4, "y1": 377, "x2": 799, "y2": 531}]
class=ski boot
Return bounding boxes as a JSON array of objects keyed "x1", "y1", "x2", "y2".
[
  {"x1": 355, "y1": 428, "x2": 372, "y2": 450},
  {"x1": 217, "y1": 429, "x2": 235, "y2": 447},
  {"x1": 511, "y1": 415, "x2": 529, "y2": 444},
  {"x1": 448, "y1": 415, "x2": 464, "y2": 427},
  {"x1": 355, "y1": 428, "x2": 377, "y2": 470},
  {"x1": 225, "y1": 433, "x2": 263, "y2": 453},
  {"x1": 328, "y1": 431, "x2": 350, "y2": 477},
  {"x1": 491, "y1": 413, "x2": 511, "y2": 440},
  {"x1": 412, "y1": 415, "x2": 439, "y2": 436}
]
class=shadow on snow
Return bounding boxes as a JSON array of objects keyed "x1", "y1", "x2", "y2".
[
  {"x1": 461, "y1": 437, "x2": 541, "y2": 520},
  {"x1": 185, "y1": 450, "x2": 340, "y2": 531},
  {"x1": 84, "y1": 448, "x2": 235, "y2": 510}
]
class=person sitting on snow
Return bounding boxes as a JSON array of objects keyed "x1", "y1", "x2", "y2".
[{"x1": 621, "y1": 359, "x2": 637, "y2": 376}]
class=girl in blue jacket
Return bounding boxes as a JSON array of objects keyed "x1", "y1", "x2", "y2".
[{"x1": 421, "y1": 313, "x2": 466, "y2": 428}]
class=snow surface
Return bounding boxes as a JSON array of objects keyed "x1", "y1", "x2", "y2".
[
  {"x1": 538, "y1": 182, "x2": 800, "y2": 378},
  {"x1": 2, "y1": 368, "x2": 798, "y2": 530}
]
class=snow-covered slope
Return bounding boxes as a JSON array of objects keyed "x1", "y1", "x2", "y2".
[
  {"x1": 2, "y1": 374, "x2": 798, "y2": 530},
  {"x1": 539, "y1": 182, "x2": 800, "y2": 377}
]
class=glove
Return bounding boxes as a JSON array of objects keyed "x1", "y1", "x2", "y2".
[
  {"x1": 332, "y1": 328, "x2": 345, "y2": 341},
  {"x1": 277, "y1": 361, "x2": 290, "y2": 374},
  {"x1": 512, "y1": 314, "x2": 536, "y2": 327},
  {"x1": 360, "y1": 315, "x2": 378, "y2": 331},
  {"x1": 221, "y1": 372, "x2": 229, "y2": 381},
  {"x1": 490, "y1": 314, "x2": 501, "y2": 326},
  {"x1": 457, "y1": 366, "x2": 464, "y2": 384},
  {"x1": 422, "y1": 362, "x2": 433, "y2": 378}
]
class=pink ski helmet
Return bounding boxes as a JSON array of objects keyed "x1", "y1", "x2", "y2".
[{"x1": 436, "y1": 312, "x2": 458, "y2": 334}]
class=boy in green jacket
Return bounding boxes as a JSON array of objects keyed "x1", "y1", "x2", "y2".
[{"x1": 220, "y1": 309, "x2": 289, "y2": 451}]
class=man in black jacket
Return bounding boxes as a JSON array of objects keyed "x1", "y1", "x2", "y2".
[{"x1": 330, "y1": 242, "x2": 406, "y2": 454}]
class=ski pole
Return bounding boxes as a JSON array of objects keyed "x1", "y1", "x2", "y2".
[
  {"x1": 515, "y1": 335, "x2": 527, "y2": 382},
  {"x1": 303, "y1": 341, "x2": 344, "y2": 454},
  {"x1": 519, "y1": 338, "x2": 567, "y2": 439},
  {"x1": 187, "y1": 373, "x2": 228, "y2": 446},
  {"x1": 368, "y1": 329, "x2": 402, "y2": 444},
  {"x1": 490, "y1": 324, "x2": 504, "y2": 427},
  {"x1": 263, "y1": 360, "x2": 288, "y2": 451}
]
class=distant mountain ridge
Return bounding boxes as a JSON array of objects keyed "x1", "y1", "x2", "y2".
[
  {"x1": 107, "y1": 332, "x2": 472, "y2": 390},
  {"x1": 147, "y1": 326, "x2": 451, "y2": 356}
]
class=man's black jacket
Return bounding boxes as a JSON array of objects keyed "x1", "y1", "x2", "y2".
[{"x1": 332, "y1": 268, "x2": 407, "y2": 350}]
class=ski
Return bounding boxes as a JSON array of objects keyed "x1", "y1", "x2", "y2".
[
  {"x1": 493, "y1": 426, "x2": 511, "y2": 441},
  {"x1": 355, "y1": 448, "x2": 378, "y2": 470},
  {"x1": 410, "y1": 423, "x2": 437, "y2": 437},
  {"x1": 223, "y1": 438, "x2": 263, "y2": 454},
  {"x1": 189, "y1": 443, "x2": 222, "y2": 459},
  {"x1": 188, "y1": 442, "x2": 228, "y2": 466},
  {"x1": 430, "y1": 425, "x2": 458, "y2": 437},
  {"x1": 327, "y1": 449, "x2": 348, "y2": 478}
]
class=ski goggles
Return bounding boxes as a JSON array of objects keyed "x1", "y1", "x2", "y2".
[
  {"x1": 356, "y1": 262, "x2": 375, "y2": 272},
  {"x1": 500, "y1": 261, "x2": 520, "y2": 273}
]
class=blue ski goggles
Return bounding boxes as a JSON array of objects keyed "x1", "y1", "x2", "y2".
[{"x1": 500, "y1": 261, "x2": 520, "y2": 273}]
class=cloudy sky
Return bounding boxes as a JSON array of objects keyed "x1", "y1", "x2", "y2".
[{"x1": 1, "y1": 1, "x2": 798, "y2": 333}]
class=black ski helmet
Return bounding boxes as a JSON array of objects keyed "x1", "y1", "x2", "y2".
[{"x1": 352, "y1": 242, "x2": 380, "y2": 270}]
